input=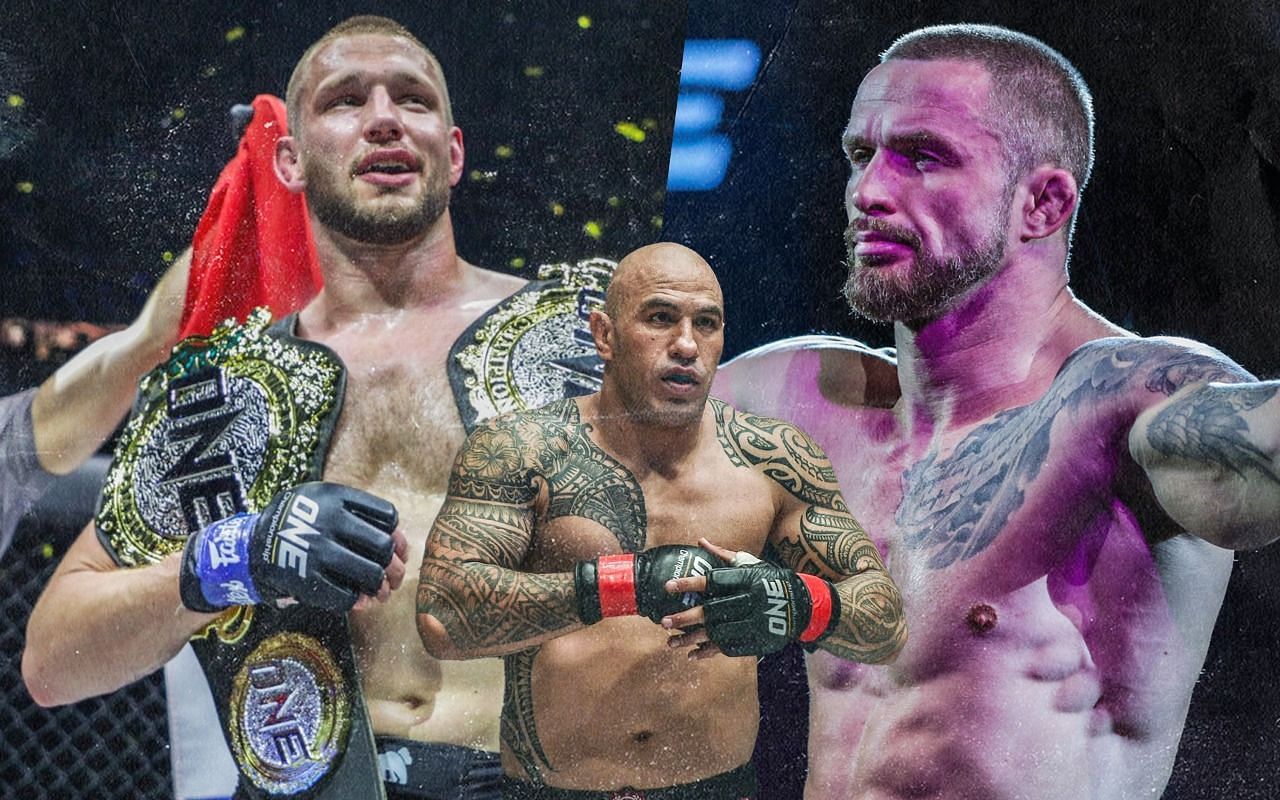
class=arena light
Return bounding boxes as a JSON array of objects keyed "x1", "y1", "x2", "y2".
[{"x1": 667, "y1": 39, "x2": 761, "y2": 192}]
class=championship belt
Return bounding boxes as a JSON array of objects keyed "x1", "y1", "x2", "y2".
[
  {"x1": 449, "y1": 257, "x2": 615, "y2": 433},
  {"x1": 96, "y1": 308, "x2": 384, "y2": 799}
]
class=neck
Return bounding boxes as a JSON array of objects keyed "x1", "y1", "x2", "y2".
[
  {"x1": 585, "y1": 390, "x2": 707, "y2": 472},
  {"x1": 305, "y1": 209, "x2": 470, "y2": 327},
  {"x1": 892, "y1": 251, "x2": 1114, "y2": 434}
]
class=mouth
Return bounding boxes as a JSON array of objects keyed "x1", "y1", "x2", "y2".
[
  {"x1": 354, "y1": 149, "x2": 422, "y2": 177},
  {"x1": 660, "y1": 370, "x2": 702, "y2": 393},
  {"x1": 847, "y1": 223, "x2": 917, "y2": 265}
]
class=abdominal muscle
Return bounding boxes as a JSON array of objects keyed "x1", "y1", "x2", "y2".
[
  {"x1": 515, "y1": 617, "x2": 759, "y2": 790},
  {"x1": 349, "y1": 487, "x2": 504, "y2": 750}
]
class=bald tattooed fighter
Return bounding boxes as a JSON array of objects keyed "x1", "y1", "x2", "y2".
[{"x1": 417, "y1": 242, "x2": 906, "y2": 799}]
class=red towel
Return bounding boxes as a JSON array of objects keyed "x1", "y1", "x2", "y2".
[{"x1": 179, "y1": 94, "x2": 322, "y2": 338}]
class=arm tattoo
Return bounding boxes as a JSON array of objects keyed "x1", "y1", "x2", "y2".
[
  {"x1": 714, "y1": 399, "x2": 905, "y2": 661},
  {"x1": 899, "y1": 338, "x2": 1255, "y2": 569},
  {"x1": 502, "y1": 649, "x2": 555, "y2": 783},
  {"x1": 1146, "y1": 383, "x2": 1280, "y2": 483}
]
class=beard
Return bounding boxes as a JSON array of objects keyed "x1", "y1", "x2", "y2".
[
  {"x1": 304, "y1": 158, "x2": 450, "y2": 246},
  {"x1": 842, "y1": 214, "x2": 1007, "y2": 325}
]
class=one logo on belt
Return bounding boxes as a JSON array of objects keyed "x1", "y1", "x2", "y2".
[{"x1": 230, "y1": 633, "x2": 351, "y2": 795}]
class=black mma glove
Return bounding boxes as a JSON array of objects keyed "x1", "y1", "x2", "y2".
[
  {"x1": 574, "y1": 545, "x2": 721, "y2": 624},
  {"x1": 702, "y1": 552, "x2": 841, "y2": 656},
  {"x1": 179, "y1": 481, "x2": 398, "y2": 613}
]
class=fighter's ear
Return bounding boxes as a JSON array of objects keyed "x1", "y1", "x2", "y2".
[
  {"x1": 589, "y1": 309, "x2": 615, "y2": 363},
  {"x1": 1019, "y1": 166, "x2": 1077, "y2": 240},
  {"x1": 274, "y1": 136, "x2": 306, "y2": 194},
  {"x1": 448, "y1": 127, "x2": 465, "y2": 188}
]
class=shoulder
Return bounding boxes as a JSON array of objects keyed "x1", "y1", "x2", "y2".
[
  {"x1": 710, "y1": 397, "x2": 833, "y2": 465},
  {"x1": 463, "y1": 399, "x2": 583, "y2": 471},
  {"x1": 714, "y1": 335, "x2": 899, "y2": 418},
  {"x1": 1055, "y1": 335, "x2": 1254, "y2": 396}
]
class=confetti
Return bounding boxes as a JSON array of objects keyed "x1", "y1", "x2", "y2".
[
  {"x1": 577, "y1": 15, "x2": 592, "y2": 29},
  {"x1": 225, "y1": 26, "x2": 246, "y2": 43},
  {"x1": 651, "y1": 215, "x2": 664, "y2": 229},
  {"x1": 469, "y1": 169, "x2": 497, "y2": 183},
  {"x1": 162, "y1": 251, "x2": 175, "y2": 263},
  {"x1": 549, "y1": 202, "x2": 565, "y2": 217},
  {"x1": 614, "y1": 122, "x2": 645, "y2": 143},
  {"x1": 16, "y1": 181, "x2": 34, "y2": 194},
  {"x1": 523, "y1": 65, "x2": 545, "y2": 78},
  {"x1": 7, "y1": 94, "x2": 24, "y2": 108},
  {"x1": 495, "y1": 145, "x2": 514, "y2": 158},
  {"x1": 509, "y1": 257, "x2": 526, "y2": 269},
  {"x1": 583, "y1": 220, "x2": 603, "y2": 239},
  {"x1": 171, "y1": 107, "x2": 187, "y2": 121},
  {"x1": 41, "y1": 543, "x2": 54, "y2": 559},
  {"x1": 607, "y1": 196, "x2": 621, "y2": 207}
]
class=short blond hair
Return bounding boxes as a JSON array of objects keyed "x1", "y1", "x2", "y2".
[{"x1": 284, "y1": 15, "x2": 453, "y2": 134}]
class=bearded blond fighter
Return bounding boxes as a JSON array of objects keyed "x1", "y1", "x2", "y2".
[
  {"x1": 418, "y1": 242, "x2": 905, "y2": 799},
  {"x1": 713, "y1": 23, "x2": 1280, "y2": 800},
  {"x1": 24, "y1": 16, "x2": 542, "y2": 799}
]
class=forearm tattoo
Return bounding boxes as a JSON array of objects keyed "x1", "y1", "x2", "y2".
[
  {"x1": 899, "y1": 338, "x2": 1256, "y2": 569},
  {"x1": 713, "y1": 398, "x2": 904, "y2": 661},
  {"x1": 1146, "y1": 383, "x2": 1280, "y2": 483}
]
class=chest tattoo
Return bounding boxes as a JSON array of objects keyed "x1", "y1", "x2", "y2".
[{"x1": 899, "y1": 341, "x2": 1245, "y2": 569}]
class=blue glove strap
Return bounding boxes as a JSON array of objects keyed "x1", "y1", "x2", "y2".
[{"x1": 193, "y1": 513, "x2": 263, "y2": 607}]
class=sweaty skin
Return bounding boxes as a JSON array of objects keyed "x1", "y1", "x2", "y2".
[
  {"x1": 715, "y1": 52, "x2": 1280, "y2": 800},
  {"x1": 23, "y1": 27, "x2": 526, "y2": 758},
  {"x1": 418, "y1": 243, "x2": 905, "y2": 792}
]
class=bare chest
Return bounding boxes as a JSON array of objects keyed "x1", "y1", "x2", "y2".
[{"x1": 526, "y1": 453, "x2": 778, "y2": 570}]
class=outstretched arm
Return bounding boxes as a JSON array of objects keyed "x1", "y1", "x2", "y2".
[
  {"x1": 32, "y1": 248, "x2": 191, "y2": 475},
  {"x1": 417, "y1": 422, "x2": 583, "y2": 660},
  {"x1": 1131, "y1": 377, "x2": 1280, "y2": 550}
]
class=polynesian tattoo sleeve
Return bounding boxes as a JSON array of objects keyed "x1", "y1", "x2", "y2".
[
  {"x1": 711, "y1": 398, "x2": 906, "y2": 663},
  {"x1": 417, "y1": 401, "x2": 584, "y2": 656},
  {"x1": 896, "y1": 337, "x2": 1271, "y2": 568}
]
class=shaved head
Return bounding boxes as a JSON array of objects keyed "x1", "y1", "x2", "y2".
[{"x1": 605, "y1": 242, "x2": 723, "y2": 321}]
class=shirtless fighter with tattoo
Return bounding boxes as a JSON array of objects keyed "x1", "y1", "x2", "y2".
[
  {"x1": 417, "y1": 242, "x2": 906, "y2": 799},
  {"x1": 25, "y1": 17, "x2": 526, "y2": 799},
  {"x1": 713, "y1": 24, "x2": 1280, "y2": 800}
]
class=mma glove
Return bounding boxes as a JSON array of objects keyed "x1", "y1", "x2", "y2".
[
  {"x1": 574, "y1": 545, "x2": 721, "y2": 624},
  {"x1": 179, "y1": 481, "x2": 398, "y2": 613},
  {"x1": 702, "y1": 552, "x2": 840, "y2": 656}
]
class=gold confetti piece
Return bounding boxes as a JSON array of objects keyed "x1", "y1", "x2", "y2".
[
  {"x1": 162, "y1": 251, "x2": 175, "y2": 263},
  {"x1": 523, "y1": 65, "x2": 545, "y2": 78},
  {"x1": 495, "y1": 145, "x2": 513, "y2": 158},
  {"x1": 614, "y1": 122, "x2": 645, "y2": 143},
  {"x1": 642, "y1": 118, "x2": 657, "y2": 131},
  {"x1": 509, "y1": 257, "x2": 527, "y2": 269},
  {"x1": 41, "y1": 543, "x2": 54, "y2": 559},
  {"x1": 16, "y1": 181, "x2": 33, "y2": 194},
  {"x1": 550, "y1": 202, "x2": 565, "y2": 217},
  {"x1": 577, "y1": 15, "x2": 592, "y2": 29},
  {"x1": 226, "y1": 26, "x2": 246, "y2": 42},
  {"x1": 7, "y1": 94, "x2": 24, "y2": 108},
  {"x1": 200, "y1": 65, "x2": 218, "y2": 78},
  {"x1": 583, "y1": 220, "x2": 603, "y2": 239},
  {"x1": 469, "y1": 169, "x2": 497, "y2": 183},
  {"x1": 607, "y1": 196, "x2": 621, "y2": 207},
  {"x1": 651, "y1": 215, "x2": 664, "y2": 229},
  {"x1": 172, "y1": 107, "x2": 187, "y2": 121}
]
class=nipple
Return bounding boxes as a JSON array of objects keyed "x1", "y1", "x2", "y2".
[{"x1": 966, "y1": 603, "x2": 998, "y2": 634}]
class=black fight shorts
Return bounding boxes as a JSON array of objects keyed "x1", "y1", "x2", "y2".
[
  {"x1": 501, "y1": 763, "x2": 756, "y2": 799},
  {"x1": 377, "y1": 736, "x2": 502, "y2": 800}
]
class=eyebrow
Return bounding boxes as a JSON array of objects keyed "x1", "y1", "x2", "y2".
[
  {"x1": 843, "y1": 129, "x2": 964, "y2": 161},
  {"x1": 314, "y1": 70, "x2": 441, "y2": 99},
  {"x1": 638, "y1": 297, "x2": 723, "y2": 318}
]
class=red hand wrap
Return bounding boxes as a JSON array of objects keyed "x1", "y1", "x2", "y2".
[
  {"x1": 797, "y1": 573, "x2": 835, "y2": 643},
  {"x1": 596, "y1": 554, "x2": 638, "y2": 617}
]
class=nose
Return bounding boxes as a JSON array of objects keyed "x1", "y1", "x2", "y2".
[
  {"x1": 669, "y1": 319, "x2": 697, "y2": 363},
  {"x1": 362, "y1": 86, "x2": 403, "y2": 143},
  {"x1": 847, "y1": 152, "x2": 897, "y2": 218}
]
